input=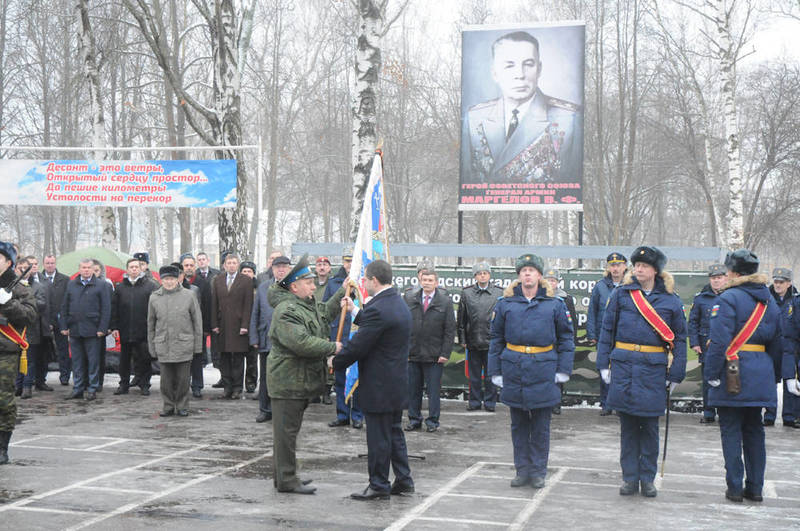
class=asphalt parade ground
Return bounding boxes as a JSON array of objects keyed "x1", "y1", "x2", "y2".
[{"x1": 2, "y1": 370, "x2": 798, "y2": 530}]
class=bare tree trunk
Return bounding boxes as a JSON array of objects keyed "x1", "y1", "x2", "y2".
[
  {"x1": 712, "y1": 0, "x2": 744, "y2": 248},
  {"x1": 350, "y1": 0, "x2": 382, "y2": 240},
  {"x1": 77, "y1": 0, "x2": 116, "y2": 249}
]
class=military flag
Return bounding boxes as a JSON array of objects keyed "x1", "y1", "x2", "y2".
[{"x1": 344, "y1": 150, "x2": 390, "y2": 403}]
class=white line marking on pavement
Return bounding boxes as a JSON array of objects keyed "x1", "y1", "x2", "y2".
[
  {"x1": 508, "y1": 467, "x2": 568, "y2": 531},
  {"x1": 473, "y1": 474, "x2": 512, "y2": 480},
  {"x1": 0, "y1": 445, "x2": 206, "y2": 513},
  {"x1": 85, "y1": 439, "x2": 127, "y2": 451},
  {"x1": 385, "y1": 462, "x2": 486, "y2": 531},
  {"x1": 9, "y1": 435, "x2": 50, "y2": 446},
  {"x1": 763, "y1": 480, "x2": 778, "y2": 499},
  {"x1": 416, "y1": 516, "x2": 509, "y2": 527},
  {"x1": 9, "y1": 506, "x2": 94, "y2": 516},
  {"x1": 76, "y1": 486, "x2": 154, "y2": 495},
  {"x1": 445, "y1": 492, "x2": 530, "y2": 502},
  {"x1": 64, "y1": 451, "x2": 271, "y2": 531},
  {"x1": 12, "y1": 444, "x2": 240, "y2": 463}
]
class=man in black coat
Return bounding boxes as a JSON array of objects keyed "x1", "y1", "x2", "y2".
[
  {"x1": 405, "y1": 267, "x2": 456, "y2": 432},
  {"x1": 42, "y1": 254, "x2": 71, "y2": 385},
  {"x1": 333, "y1": 260, "x2": 414, "y2": 500},
  {"x1": 458, "y1": 262, "x2": 503, "y2": 412},
  {"x1": 59, "y1": 258, "x2": 111, "y2": 401},
  {"x1": 111, "y1": 258, "x2": 158, "y2": 395}
]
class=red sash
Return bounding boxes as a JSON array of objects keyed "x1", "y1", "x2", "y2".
[
  {"x1": 725, "y1": 302, "x2": 766, "y2": 361},
  {"x1": 629, "y1": 290, "x2": 675, "y2": 349},
  {"x1": 0, "y1": 323, "x2": 28, "y2": 350}
]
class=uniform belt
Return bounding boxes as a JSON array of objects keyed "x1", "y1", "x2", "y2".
[
  {"x1": 506, "y1": 343, "x2": 553, "y2": 354},
  {"x1": 615, "y1": 342, "x2": 664, "y2": 353},
  {"x1": 738, "y1": 344, "x2": 765, "y2": 352}
]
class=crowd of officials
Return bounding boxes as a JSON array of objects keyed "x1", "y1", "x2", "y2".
[{"x1": 0, "y1": 239, "x2": 797, "y2": 505}]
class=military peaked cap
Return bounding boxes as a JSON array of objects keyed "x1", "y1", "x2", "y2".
[
  {"x1": 772, "y1": 267, "x2": 792, "y2": 282},
  {"x1": 279, "y1": 253, "x2": 315, "y2": 289},
  {"x1": 606, "y1": 252, "x2": 627, "y2": 264},
  {"x1": 708, "y1": 264, "x2": 727, "y2": 277}
]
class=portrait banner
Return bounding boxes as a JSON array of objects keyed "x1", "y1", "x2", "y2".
[
  {"x1": 0, "y1": 159, "x2": 237, "y2": 208},
  {"x1": 459, "y1": 22, "x2": 585, "y2": 211}
]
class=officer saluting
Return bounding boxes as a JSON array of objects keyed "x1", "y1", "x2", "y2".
[
  {"x1": 488, "y1": 254, "x2": 574, "y2": 489},
  {"x1": 688, "y1": 264, "x2": 727, "y2": 424},
  {"x1": 704, "y1": 250, "x2": 786, "y2": 503},
  {"x1": 596, "y1": 246, "x2": 687, "y2": 498}
]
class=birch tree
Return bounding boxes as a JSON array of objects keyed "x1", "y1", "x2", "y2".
[{"x1": 77, "y1": 0, "x2": 117, "y2": 249}]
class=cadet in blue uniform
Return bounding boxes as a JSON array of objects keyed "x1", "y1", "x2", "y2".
[
  {"x1": 704, "y1": 250, "x2": 785, "y2": 503},
  {"x1": 596, "y1": 246, "x2": 687, "y2": 498},
  {"x1": 587, "y1": 252, "x2": 627, "y2": 416},
  {"x1": 762, "y1": 268, "x2": 799, "y2": 427},
  {"x1": 488, "y1": 254, "x2": 574, "y2": 489},
  {"x1": 688, "y1": 264, "x2": 727, "y2": 424}
]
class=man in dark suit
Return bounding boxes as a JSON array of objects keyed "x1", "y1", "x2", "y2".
[
  {"x1": 59, "y1": 258, "x2": 111, "y2": 401},
  {"x1": 333, "y1": 260, "x2": 414, "y2": 501},
  {"x1": 42, "y1": 254, "x2": 71, "y2": 385},
  {"x1": 211, "y1": 253, "x2": 254, "y2": 399}
]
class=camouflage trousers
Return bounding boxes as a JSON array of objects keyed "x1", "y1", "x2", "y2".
[{"x1": 0, "y1": 353, "x2": 20, "y2": 432}]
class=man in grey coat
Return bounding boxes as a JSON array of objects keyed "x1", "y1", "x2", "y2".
[{"x1": 148, "y1": 265, "x2": 203, "y2": 417}]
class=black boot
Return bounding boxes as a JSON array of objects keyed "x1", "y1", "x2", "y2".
[{"x1": 0, "y1": 431, "x2": 11, "y2": 465}]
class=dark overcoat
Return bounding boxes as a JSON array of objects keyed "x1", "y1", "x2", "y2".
[
  {"x1": 210, "y1": 272, "x2": 254, "y2": 353},
  {"x1": 59, "y1": 275, "x2": 111, "y2": 338},
  {"x1": 406, "y1": 287, "x2": 456, "y2": 363},
  {"x1": 333, "y1": 287, "x2": 412, "y2": 413},
  {"x1": 111, "y1": 276, "x2": 158, "y2": 343}
]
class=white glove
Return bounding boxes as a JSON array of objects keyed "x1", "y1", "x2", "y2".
[
  {"x1": 491, "y1": 375, "x2": 503, "y2": 388},
  {"x1": 555, "y1": 372, "x2": 570, "y2": 384},
  {"x1": 708, "y1": 379, "x2": 721, "y2": 387},
  {"x1": 786, "y1": 378, "x2": 800, "y2": 397},
  {"x1": 600, "y1": 369, "x2": 610, "y2": 384},
  {"x1": 0, "y1": 288, "x2": 11, "y2": 305},
  {"x1": 667, "y1": 381, "x2": 677, "y2": 392}
]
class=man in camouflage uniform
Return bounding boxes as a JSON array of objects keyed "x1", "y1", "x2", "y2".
[
  {"x1": 267, "y1": 255, "x2": 345, "y2": 494},
  {"x1": 0, "y1": 241, "x2": 37, "y2": 464}
]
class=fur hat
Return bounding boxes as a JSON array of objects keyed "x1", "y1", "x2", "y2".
[
  {"x1": 631, "y1": 246, "x2": 667, "y2": 274},
  {"x1": 133, "y1": 252, "x2": 150, "y2": 264},
  {"x1": 724, "y1": 249, "x2": 759, "y2": 276},
  {"x1": 240, "y1": 261, "x2": 257, "y2": 274},
  {"x1": 472, "y1": 261, "x2": 491, "y2": 276},
  {"x1": 515, "y1": 253, "x2": 544, "y2": 274},
  {"x1": 158, "y1": 265, "x2": 180, "y2": 279},
  {"x1": 0, "y1": 241, "x2": 16, "y2": 267}
]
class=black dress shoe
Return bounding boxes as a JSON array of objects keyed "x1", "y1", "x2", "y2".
[
  {"x1": 60, "y1": 380, "x2": 70, "y2": 386},
  {"x1": 352, "y1": 419, "x2": 363, "y2": 429},
  {"x1": 699, "y1": 417, "x2": 715, "y2": 424},
  {"x1": 192, "y1": 389, "x2": 202, "y2": 398},
  {"x1": 322, "y1": 394, "x2": 332, "y2": 405},
  {"x1": 390, "y1": 481, "x2": 415, "y2": 495},
  {"x1": 783, "y1": 420, "x2": 799, "y2": 428},
  {"x1": 211, "y1": 379, "x2": 224, "y2": 388},
  {"x1": 619, "y1": 481, "x2": 638, "y2": 495},
  {"x1": 510, "y1": 476, "x2": 531, "y2": 488},
  {"x1": 114, "y1": 387, "x2": 129, "y2": 395},
  {"x1": 14, "y1": 388, "x2": 21, "y2": 397},
  {"x1": 177, "y1": 409, "x2": 189, "y2": 417},
  {"x1": 552, "y1": 405, "x2": 562, "y2": 415},
  {"x1": 328, "y1": 418, "x2": 349, "y2": 427},
  {"x1": 600, "y1": 409, "x2": 613, "y2": 416},
  {"x1": 404, "y1": 423, "x2": 421, "y2": 431},
  {"x1": 140, "y1": 388, "x2": 150, "y2": 396},
  {"x1": 256, "y1": 412, "x2": 272, "y2": 423},
  {"x1": 245, "y1": 385, "x2": 256, "y2": 393},
  {"x1": 725, "y1": 489, "x2": 743, "y2": 502},
  {"x1": 65, "y1": 391, "x2": 84, "y2": 400},
  {"x1": 350, "y1": 486, "x2": 390, "y2": 500},
  {"x1": 230, "y1": 391, "x2": 242, "y2": 400},
  {"x1": 484, "y1": 405, "x2": 495, "y2": 412},
  {"x1": 466, "y1": 405, "x2": 482, "y2": 411},
  {"x1": 35, "y1": 383, "x2": 54, "y2": 392},
  {"x1": 85, "y1": 392, "x2": 97, "y2": 401},
  {"x1": 641, "y1": 481, "x2": 657, "y2": 497},
  {"x1": 21, "y1": 387, "x2": 32, "y2": 399},
  {"x1": 743, "y1": 490, "x2": 763, "y2": 502},
  {"x1": 425, "y1": 425, "x2": 437, "y2": 433},
  {"x1": 278, "y1": 484, "x2": 316, "y2": 495},
  {"x1": 159, "y1": 409, "x2": 175, "y2": 417},
  {"x1": 763, "y1": 419, "x2": 775, "y2": 426}
]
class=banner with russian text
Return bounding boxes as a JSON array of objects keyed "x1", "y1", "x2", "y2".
[
  {"x1": 459, "y1": 22, "x2": 585, "y2": 211},
  {"x1": 0, "y1": 159, "x2": 237, "y2": 208}
]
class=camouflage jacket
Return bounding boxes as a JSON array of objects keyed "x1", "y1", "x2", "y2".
[
  {"x1": 266, "y1": 283, "x2": 345, "y2": 399},
  {"x1": 0, "y1": 267, "x2": 37, "y2": 355}
]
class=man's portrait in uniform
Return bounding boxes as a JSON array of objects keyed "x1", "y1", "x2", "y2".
[{"x1": 460, "y1": 24, "x2": 584, "y2": 195}]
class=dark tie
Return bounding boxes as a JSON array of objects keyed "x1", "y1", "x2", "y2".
[
  {"x1": 201, "y1": 271, "x2": 207, "y2": 279},
  {"x1": 49, "y1": 275, "x2": 54, "y2": 283},
  {"x1": 507, "y1": 109, "x2": 519, "y2": 141},
  {"x1": 423, "y1": 294, "x2": 431, "y2": 312}
]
